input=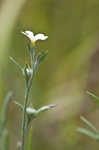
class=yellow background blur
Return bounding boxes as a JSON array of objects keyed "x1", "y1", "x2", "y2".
[{"x1": 0, "y1": 0, "x2": 99, "y2": 150}]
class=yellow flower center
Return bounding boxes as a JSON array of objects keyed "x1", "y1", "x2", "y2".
[{"x1": 31, "y1": 40, "x2": 35, "y2": 46}]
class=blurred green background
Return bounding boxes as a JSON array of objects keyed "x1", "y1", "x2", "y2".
[{"x1": 0, "y1": 0, "x2": 99, "y2": 149}]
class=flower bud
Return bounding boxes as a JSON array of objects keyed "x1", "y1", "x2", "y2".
[{"x1": 26, "y1": 107, "x2": 37, "y2": 115}]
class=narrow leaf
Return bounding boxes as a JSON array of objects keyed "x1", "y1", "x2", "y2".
[
  {"x1": 14, "y1": 101, "x2": 23, "y2": 111},
  {"x1": 37, "y1": 104, "x2": 56, "y2": 115},
  {"x1": 87, "y1": 91, "x2": 99, "y2": 102},
  {"x1": 77, "y1": 128, "x2": 99, "y2": 141},
  {"x1": 80, "y1": 116, "x2": 98, "y2": 134},
  {"x1": 9, "y1": 56, "x2": 23, "y2": 73}
]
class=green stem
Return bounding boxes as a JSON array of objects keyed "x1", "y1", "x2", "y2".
[
  {"x1": 21, "y1": 72, "x2": 34, "y2": 150},
  {"x1": 21, "y1": 46, "x2": 36, "y2": 150},
  {"x1": 22, "y1": 87, "x2": 29, "y2": 150}
]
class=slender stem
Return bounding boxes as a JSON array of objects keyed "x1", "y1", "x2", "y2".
[
  {"x1": 21, "y1": 46, "x2": 35, "y2": 150},
  {"x1": 21, "y1": 87, "x2": 29, "y2": 150},
  {"x1": 21, "y1": 72, "x2": 34, "y2": 150}
]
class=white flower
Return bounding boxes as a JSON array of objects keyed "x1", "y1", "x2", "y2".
[{"x1": 21, "y1": 30, "x2": 48, "y2": 46}]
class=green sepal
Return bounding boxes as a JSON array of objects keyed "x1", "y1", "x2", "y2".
[
  {"x1": 34, "y1": 50, "x2": 48, "y2": 72},
  {"x1": 27, "y1": 43, "x2": 36, "y2": 54},
  {"x1": 27, "y1": 44, "x2": 36, "y2": 69}
]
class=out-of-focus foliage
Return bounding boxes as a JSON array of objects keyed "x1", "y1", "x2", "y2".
[
  {"x1": 0, "y1": 0, "x2": 99, "y2": 150},
  {"x1": 0, "y1": 92, "x2": 12, "y2": 150},
  {"x1": 77, "y1": 92, "x2": 99, "y2": 141}
]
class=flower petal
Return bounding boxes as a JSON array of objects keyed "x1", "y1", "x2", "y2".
[
  {"x1": 35, "y1": 33, "x2": 48, "y2": 41},
  {"x1": 21, "y1": 30, "x2": 35, "y2": 41}
]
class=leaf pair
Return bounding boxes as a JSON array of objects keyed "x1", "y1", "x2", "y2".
[
  {"x1": 15, "y1": 101, "x2": 56, "y2": 118},
  {"x1": 77, "y1": 116, "x2": 99, "y2": 140}
]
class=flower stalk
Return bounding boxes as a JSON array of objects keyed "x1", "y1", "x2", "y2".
[
  {"x1": 22, "y1": 45, "x2": 35, "y2": 150},
  {"x1": 10, "y1": 30, "x2": 56, "y2": 150}
]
